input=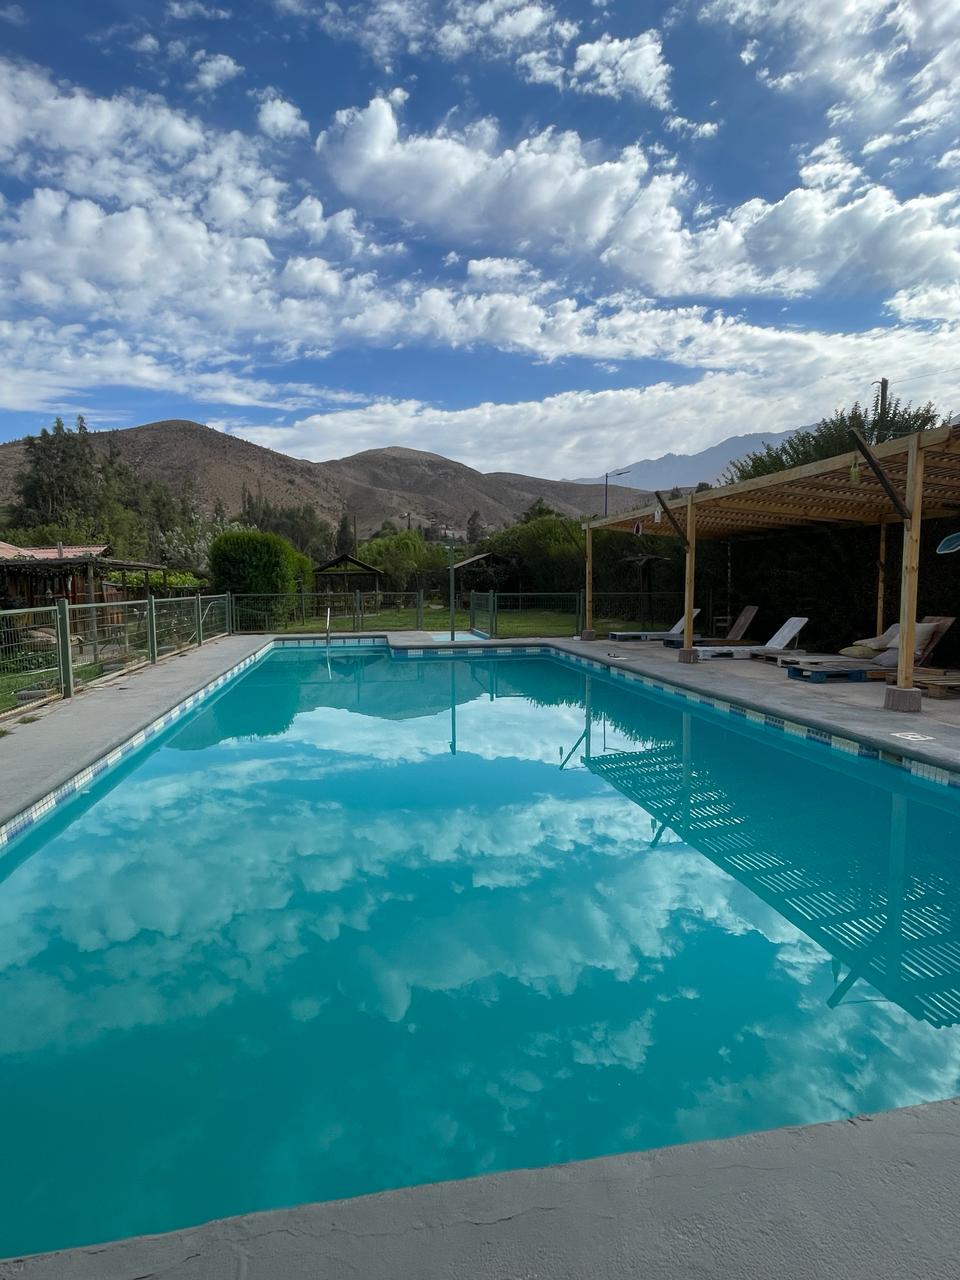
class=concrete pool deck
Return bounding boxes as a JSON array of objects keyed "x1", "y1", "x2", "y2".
[
  {"x1": 0, "y1": 635, "x2": 267, "y2": 827},
  {"x1": 4, "y1": 630, "x2": 960, "y2": 1277},
  {"x1": 5, "y1": 1097, "x2": 960, "y2": 1279}
]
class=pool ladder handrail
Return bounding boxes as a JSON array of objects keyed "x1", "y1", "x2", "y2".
[{"x1": 325, "y1": 606, "x2": 331, "y2": 646}]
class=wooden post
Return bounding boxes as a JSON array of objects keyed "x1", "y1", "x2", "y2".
[
  {"x1": 582, "y1": 526, "x2": 594, "y2": 639},
  {"x1": 876, "y1": 519, "x2": 888, "y2": 636},
  {"x1": 86, "y1": 562, "x2": 100, "y2": 662},
  {"x1": 680, "y1": 495, "x2": 697, "y2": 658},
  {"x1": 885, "y1": 435, "x2": 924, "y2": 711}
]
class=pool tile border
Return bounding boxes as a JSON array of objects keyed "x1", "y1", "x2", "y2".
[
  {"x1": 4, "y1": 634, "x2": 960, "y2": 854},
  {"x1": 0, "y1": 643, "x2": 273, "y2": 851}
]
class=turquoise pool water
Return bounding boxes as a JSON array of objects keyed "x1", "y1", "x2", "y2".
[{"x1": 4, "y1": 647, "x2": 960, "y2": 1257}]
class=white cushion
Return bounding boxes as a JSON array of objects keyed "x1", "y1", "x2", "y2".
[{"x1": 883, "y1": 621, "x2": 938, "y2": 657}]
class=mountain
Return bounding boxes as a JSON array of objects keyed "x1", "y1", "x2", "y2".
[
  {"x1": 0, "y1": 420, "x2": 650, "y2": 535},
  {"x1": 574, "y1": 429, "x2": 799, "y2": 491}
]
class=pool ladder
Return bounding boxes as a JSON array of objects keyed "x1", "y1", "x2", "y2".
[{"x1": 325, "y1": 606, "x2": 331, "y2": 646}]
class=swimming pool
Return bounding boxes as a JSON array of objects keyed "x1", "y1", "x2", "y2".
[{"x1": 3, "y1": 645, "x2": 960, "y2": 1258}]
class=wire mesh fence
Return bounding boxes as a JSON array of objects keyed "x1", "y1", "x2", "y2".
[
  {"x1": 154, "y1": 596, "x2": 198, "y2": 655},
  {"x1": 232, "y1": 592, "x2": 430, "y2": 633},
  {"x1": 0, "y1": 606, "x2": 63, "y2": 713},
  {"x1": 68, "y1": 598, "x2": 151, "y2": 685},
  {"x1": 592, "y1": 592, "x2": 687, "y2": 636},
  {"x1": 488, "y1": 593, "x2": 582, "y2": 638}
]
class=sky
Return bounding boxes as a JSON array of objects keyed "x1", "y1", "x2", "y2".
[{"x1": 1, "y1": 0, "x2": 959, "y2": 479}]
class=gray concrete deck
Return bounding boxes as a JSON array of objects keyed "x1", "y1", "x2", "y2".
[
  {"x1": 548, "y1": 637, "x2": 960, "y2": 774},
  {"x1": 0, "y1": 636, "x2": 267, "y2": 826},
  {"x1": 5, "y1": 1097, "x2": 960, "y2": 1279}
]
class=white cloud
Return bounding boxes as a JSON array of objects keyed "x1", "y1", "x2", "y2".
[
  {"x1": 571, "y1": 32, "x2": 672, "y2": 107},
  {"x1": 257, "y1": 95, "x2": 310, "y2": 140},
  {"x1": 0, "y1": 2, "x2": 26, "y2": 24},
  {"x1": 168, "y1": 0, "x2": 231, "y2": 16},
  {"x1": 317, "y1": 96, "x2": 960, "y2": 301},
  {"x1": 701, "y1": 0, "x2": 960, "y2": 151},
  {"x1": 132, "y1": 33, "x2": 161, "y2": 53},
  {"x1": 188, "y1": 50, "x2": 244, "y2": 93}
]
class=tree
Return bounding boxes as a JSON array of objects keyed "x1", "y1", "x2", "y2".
[
  {"x1": 360, "y1": 528, "x2": 446, "y2": 590},
  {"x1": 521, "y1": 498, "x2": 559, "y2": 523},
  {"x1": 724, "y1": 391, "x2": 941, "y2": 483},
  {"x1": 239, "y1": 486, "x2": 334, "y2": 561},
  {"x1": 208, "y1": 530, "x2": 312, "y2": 595},
  {"x1": 466, "y1": 509, "x2": 483, "y2": 542},
  {"x1": 335, "y1": 513, "x2": 354, "y2": 555},
  {"x1": 12, "y1": 415, "x2": 99, "y2": 528}
]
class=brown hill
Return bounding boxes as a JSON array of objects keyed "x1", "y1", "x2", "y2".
[{"x1": 0, "y1": 420, "x2": 649, "y2": 535}]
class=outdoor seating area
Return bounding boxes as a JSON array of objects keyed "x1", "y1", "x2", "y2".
[{"x1": 582, "y1": 423, "x2": 960, "y2": 713}]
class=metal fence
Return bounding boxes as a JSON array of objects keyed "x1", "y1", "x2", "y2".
[
  {"x1": 491, "y1": 592, "x2": 582, "y2": 638},
  {"x1": 232, "y1": 591, "x2": 429, "y2": 633},
  {"x1": 0, "y1": 606, "x2": 63, "y2": 714},
  {"x1": 0, "y1": 594, "x2": 229, "y2": 718}
]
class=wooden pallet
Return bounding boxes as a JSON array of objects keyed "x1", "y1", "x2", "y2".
[
  {"x1": 884, "y1": 669, "x2": 960, "y2": 699},
  {"x1": 788, "y1": 665, "x2": 872, "y2": 683}
]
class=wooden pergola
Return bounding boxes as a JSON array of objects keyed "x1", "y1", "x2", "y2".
[{"x1": 582, "y1": 423, "x2": 960, "y2": 711}]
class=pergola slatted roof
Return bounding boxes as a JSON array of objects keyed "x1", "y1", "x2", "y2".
[
  {"x1": 578, "y1": 423, "x2": 960, "y2": 706},
  {"x1": 584, "y1": 423, "x2": 960, "y2": 540}
]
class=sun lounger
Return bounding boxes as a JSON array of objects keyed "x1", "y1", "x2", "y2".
[
  {"x1": 609, "y1": 608, "x2": 700, "y2": 642},
  {"x1": 691, "y1": 616, "x2": 807, "y2": 661},
  {"x1": 787, "y1": 617, "x2": 954, "y2": 683},
  {"x1": 663, "y1": 604, "x2": 757, "y2": 648},
  {"x1": 777, "y1": 623, "x2": 900, "y2": 669}
]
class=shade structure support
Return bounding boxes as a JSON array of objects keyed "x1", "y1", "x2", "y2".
[{"x1": 885, "y1": 434, "x2": 925, "y2": 711}]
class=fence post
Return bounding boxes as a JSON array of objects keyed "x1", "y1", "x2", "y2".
[
  {"x1": 490, "y1": 590, "x2": 497, "y2": 639},
  {"x1": 225, "y1": 592, "x2": 233, "y2": 635},
  {"x1": 577, "y1": 589, "x2": 585, "y2": 636},
  {"x1": 353, "y1": 589, "x2": 361, "y2": 631},
  {"x1": 195, "y1": 593, "x2": 203, "y2": 646},
  {"x1": 147, "y1": 596, "x2": 158, "y2": 663},
  {"x1": 299, "y1": 582, "x2": 307, "y2": 625},
  {"x1": 417, "y1": 590, "x2": 424, "y2": 629},
  {"x1": 469, "y1": 591, "x2": 476, "y2": 631},
  {"x1": 56, "y1": 599, "x2": 74, "y2": 699}
]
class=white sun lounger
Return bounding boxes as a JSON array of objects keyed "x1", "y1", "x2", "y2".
[
  {"x1": 609, "y1": 609, "x2": 700, "y2": 642},
  {"x1": 691, "y1": 616, "x2": 808, "y2": 660}
]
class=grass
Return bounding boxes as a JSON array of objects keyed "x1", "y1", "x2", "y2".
[
  {"x1": 236, "y1": 606, "x2": 677, "y2": 641},
  {"x1": 18, "y1": 714, "x2": 40, "y2": 724}
]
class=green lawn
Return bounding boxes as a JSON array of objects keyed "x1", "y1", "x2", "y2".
[{"x1": 237, "y1": 606, "x2": 677, "y2": 640}]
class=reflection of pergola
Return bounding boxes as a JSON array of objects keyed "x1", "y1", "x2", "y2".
[
  {"x1": 582, "y1": 424, "x2": 960, "y2": 710},
  {"x1": 583, "y1": 726, "x2": 960, "y2": 1028}
]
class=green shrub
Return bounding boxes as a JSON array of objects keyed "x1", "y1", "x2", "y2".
[{"x1": 208, "y1": 530, "x2": 312, "y2": 596}]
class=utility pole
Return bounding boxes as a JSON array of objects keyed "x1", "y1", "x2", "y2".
[
  {"x1": 878, "y1": 376, "x2": 889, "y2": 426},
  {"x1": 353, "y1": 514, "x2": 358, "y2": 557}
]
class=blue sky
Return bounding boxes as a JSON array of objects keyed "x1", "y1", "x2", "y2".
[{"x1": 1, "y1": 0, "x2": 959, "y2": 478}]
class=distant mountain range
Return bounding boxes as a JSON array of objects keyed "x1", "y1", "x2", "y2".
[
  {"x1": 574, "y1": 429, "x2": 798, "y2": 490},
  {"x1": 0, "y1": 420, "x2": 651, "y2": 536}
]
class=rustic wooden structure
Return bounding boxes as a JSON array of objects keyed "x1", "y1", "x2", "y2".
[
  {"x1": 0, "y1": 542, "x2": 163, "y2": 608},
  {"x1": 313, "y1": 553, "x2": 383, "y2": 594},
  {"x1": 582, "y1": 424, "x2": 960, "y2": 710}
]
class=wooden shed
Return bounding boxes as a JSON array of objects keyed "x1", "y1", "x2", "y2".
[{"x1": 313, "y1": 553, "x2": 384, "y2": 595}]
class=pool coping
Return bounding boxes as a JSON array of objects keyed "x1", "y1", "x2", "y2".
[{"x1": 5, "y1": 629, "x2": 960, "y2": 851}]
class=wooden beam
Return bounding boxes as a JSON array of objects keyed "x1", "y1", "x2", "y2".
[
  {"x1": 583, "y1": 423, "x2": 956, "y2": 532},
  {"x1": 683, "y1": 494, "x2": 697, "y2": 649},
  {"x1": 583, "y1": 524, "x2": 594, "y2": 638},
  {"x1": 848, "y1": 428, "x2": 911, "y2": 520},
  {"x1": 895, "y1": 435, "x2": 924, "y2": 689},
  {"x1": 876, "y1": 519, "x2": 888, "y2": 636},
  {"x1": 652, "y1": 491, "x2": 689, "y2": 548}
]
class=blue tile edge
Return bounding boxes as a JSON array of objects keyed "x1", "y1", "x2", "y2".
[
  {"x1": 0, "y1": 641, "x2": 275, "y2": 852},
  {"x1": 543, "y1": 648, "x2": 960, "y2": 790},
  {"x1": 4, "y1": 634, "x2": 958, "y2": 855}
]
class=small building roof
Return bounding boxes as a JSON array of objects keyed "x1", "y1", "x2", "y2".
[
  {"x1": 314, "y1": 553, "x2": 383, "y2": 575},
  {"x1": 0, "y1": 542, "x2": 111, "y2": 560}
]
